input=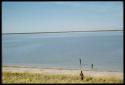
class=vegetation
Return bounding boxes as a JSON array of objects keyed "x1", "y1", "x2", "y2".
[{"x1": 2, "y1": 71, "x2": 123, "y2": 84}]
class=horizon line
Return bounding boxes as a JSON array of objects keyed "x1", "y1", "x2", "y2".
[{"x1": 2, "y1": 29, "x2": 123, "y2": 35}]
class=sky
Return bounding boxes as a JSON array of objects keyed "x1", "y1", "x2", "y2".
[{"x1": 2, "y1": 1, "x2": 123, "y2": 33}]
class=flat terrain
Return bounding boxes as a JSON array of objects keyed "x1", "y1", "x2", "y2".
[{"x1": 2, "y1": 66, "x2": 123, "y2": 83}]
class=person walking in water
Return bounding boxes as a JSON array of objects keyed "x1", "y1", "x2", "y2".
[
  {"x1": 91, "y1": 64, "x2": 93, "y2": 70},
  {"x1": 80, "y1": 70, "x2": 84, "y2": 80}
]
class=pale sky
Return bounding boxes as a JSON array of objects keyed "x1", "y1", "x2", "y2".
[{"x1": 2, "y1": 1, "x2": 123, "y2": 33}]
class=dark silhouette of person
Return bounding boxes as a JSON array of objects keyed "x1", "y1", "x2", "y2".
[
  {"x1": 91, "y1": 64, "x2": 93, "y2": 69},
  {"x1": 80, "y1": 70, "x2": 84, "y2": 80}
]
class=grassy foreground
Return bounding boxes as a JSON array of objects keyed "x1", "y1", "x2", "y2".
[{"x1": 2, "y1": 71, "x2": 123, "y2": 84}]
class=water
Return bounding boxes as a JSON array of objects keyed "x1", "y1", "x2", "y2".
[{"x1": 2, "y1": 31, "x2": 123, "y2": 72}]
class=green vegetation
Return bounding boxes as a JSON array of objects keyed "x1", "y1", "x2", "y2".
[{"x1": 2, "y1": 72, "x2": 123, "y2": 84}]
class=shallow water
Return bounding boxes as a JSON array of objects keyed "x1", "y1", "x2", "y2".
[{"x1": 2, "y1": 31, "x2": 123, "y2": 72}]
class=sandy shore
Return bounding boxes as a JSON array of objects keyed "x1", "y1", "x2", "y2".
[{"x1": 2, "y1": 66, "x2": 123, "y2": 80}]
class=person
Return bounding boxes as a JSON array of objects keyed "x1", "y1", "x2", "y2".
[
  {"x1": 91, "y1": 64, "x2": 93, "y2": 69},
  {"x1": 80, "y1": 70, "x2": 84, "y2": 80}
]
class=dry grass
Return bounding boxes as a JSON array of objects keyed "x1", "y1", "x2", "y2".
[{"x1": 2, "y1": 71, "x2": 123, "y2": 84}]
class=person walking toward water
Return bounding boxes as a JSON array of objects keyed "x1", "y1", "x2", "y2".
[{"x1": 80, "y1": 70, "x2": 84, "y2": 80}]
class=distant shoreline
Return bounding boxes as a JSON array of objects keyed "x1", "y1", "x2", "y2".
[{"x1": 2, "y1": 29, "x2": 123, "y2": 35}]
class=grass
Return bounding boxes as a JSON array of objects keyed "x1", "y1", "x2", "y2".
[{"x1": 2, "y1": 71, "x2": 123, "y2": 84}]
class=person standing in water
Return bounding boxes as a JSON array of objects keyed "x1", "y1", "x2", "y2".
[{"x1": 91, "y1": 64, "x2": 93, "y2": 70}]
